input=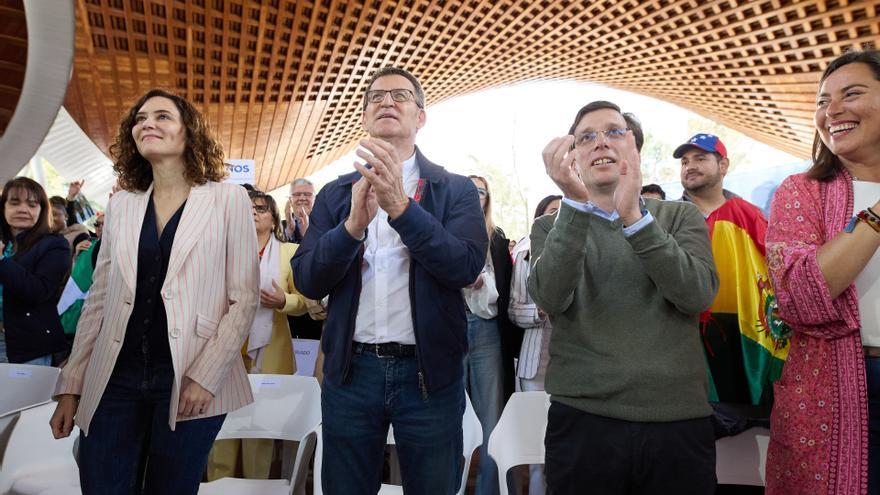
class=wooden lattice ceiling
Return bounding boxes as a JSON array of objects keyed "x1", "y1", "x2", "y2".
[
  {"x1": 63, "y1": 0, "x2": 880, "y2": 191},
  {"x1": 0, "y1": 0, "x2": 26, "y2": 137}
]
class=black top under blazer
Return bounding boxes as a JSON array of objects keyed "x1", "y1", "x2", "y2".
[{"x1": 0, "y1": 232, "x2": 71, "y2": 363}]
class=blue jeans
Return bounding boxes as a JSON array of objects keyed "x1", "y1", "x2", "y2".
[
  {"x1": 867, "y1": 357, "x2": 880, "y2": 495},
  {"x1": 465, "y1": 314, "x2": 504, "y2": 495},
  {"x1": 321, "y1": 351, "x2": 464, "y2": 494},
  {"x1": 0, "y1": 331, "x2": 7, "y2": 363},
  {"x1": 23, "y1": 354, "x2": 52, "y2": 366},
  {"x1": 78, "y1": 357, "x2": 225, "y2": 494}
]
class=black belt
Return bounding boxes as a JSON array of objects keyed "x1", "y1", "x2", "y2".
[{"x1": 352, "y1": 341, "x2": 417, "y2": 358}]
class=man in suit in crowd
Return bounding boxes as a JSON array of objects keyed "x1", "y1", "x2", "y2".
[{"x1": 292, "y1": 66, "x2": 487, "y2": 494}]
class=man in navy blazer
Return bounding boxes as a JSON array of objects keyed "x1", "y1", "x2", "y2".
[{"x1": 292, "y1": 66, "x2": 487, "y2": 494}]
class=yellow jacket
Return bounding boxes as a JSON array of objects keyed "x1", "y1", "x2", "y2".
[{"x1": 242, "y1": 241, "x2": 308, "y2": 375}]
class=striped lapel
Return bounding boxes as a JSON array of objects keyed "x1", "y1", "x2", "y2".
[
  {"x1": 164, "y1": 182, "x2": 213, "y2": 284},
  {"x1": 117, "y1": 185, "x2": 152, "y2": 294}
]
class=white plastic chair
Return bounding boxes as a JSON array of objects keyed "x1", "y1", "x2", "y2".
[
  {"x1": 313, "y1": 393, "x2": 482, "y2": 495},
  {"x1": 487, "y1": 391, "x2": 551, "y2": 495},
  {"x1": 715, "y1": 426, "x2": 771, "y2": 486},
  {"x1": 0, "y1": 402, "x2": 80, "y2": 495},
  {"x1": 199, "y1": 374, "x2": 322, "y2": 495},
  {"x1": 0, "y1": 364, "x2": 60, "y2": 416}
]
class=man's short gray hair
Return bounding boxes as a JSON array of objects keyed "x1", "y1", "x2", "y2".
[{"x1": 291, "y1": 178, "x2": 314, "y2": 187}]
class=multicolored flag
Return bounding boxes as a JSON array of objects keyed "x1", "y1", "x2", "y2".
[
  {"x1": 58, "y1": 240, "x2": 99, "y2": 335},
  {"x1": 702, "y1": 197, "x2": 790, "y2": 405}
]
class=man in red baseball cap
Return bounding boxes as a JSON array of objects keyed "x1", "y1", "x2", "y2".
[
  {"x1": 674, "y1": 133, "x2": 736, "y2": 216},
  {"x1": 674, "y1": 133, "x2": 790, "y2": 412}
]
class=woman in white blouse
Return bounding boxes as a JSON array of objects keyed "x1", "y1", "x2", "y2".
[{"x1": 508, "y1": 194, "x2": 560, "y2": 495}]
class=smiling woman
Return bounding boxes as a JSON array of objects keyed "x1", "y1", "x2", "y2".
[
  {"x1": 765, "y1": 50, "x2": 880, "y2": 495},
  {"x1": 50, "y1": 89, "x2": 260, "y2": 494}
]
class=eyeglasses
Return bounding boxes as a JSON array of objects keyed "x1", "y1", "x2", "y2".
[
  {"x1": 290, "y1": 192, "x2": 313, "y2": 198},
  {"x1": 574, "y1": 127, "x2": 630, "y2": 147},
  {"x1": 476, "y1": 187, "x2": 488, "y2": 198},
  {"x1": 252, "y1": 204, "x2": 270, "y2": 213},
  {"x1": 366, "y1": 89, "x2": 417, "y2": 105}
]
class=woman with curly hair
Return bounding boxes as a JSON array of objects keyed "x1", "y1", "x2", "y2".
[
  {"x1": 49, "y1": 88, "x2": 260, "y2": 493},
  {"x1": 765, "y1": 50, "x2": 880, "y2": 494}
]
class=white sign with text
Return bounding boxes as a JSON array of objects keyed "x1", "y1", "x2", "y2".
[{"x1": 224, "y1": 159, "x2": 256, "y2": 186}]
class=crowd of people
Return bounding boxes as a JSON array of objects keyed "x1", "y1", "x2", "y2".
[{"x1": 0, "y1": 48, "x2": 873, "y2": 494}]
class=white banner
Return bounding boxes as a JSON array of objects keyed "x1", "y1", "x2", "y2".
[{"x1": 224, "y1": 159, "x2": 256, "y2": 186}]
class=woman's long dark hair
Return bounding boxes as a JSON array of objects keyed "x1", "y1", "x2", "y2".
[
  {"x1": 534, "y1": 194, "x2": 562, "y2": 219},
  {"x1": 808, "y1": 50, "x2": 880, "y2": 181},
  {"x1": 0, "y1": 177, "x2": 53, "y2": 257}
]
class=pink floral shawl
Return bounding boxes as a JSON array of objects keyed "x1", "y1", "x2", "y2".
[{"x1": 765, "y1": 168, "x2": 868, "y2": 494}]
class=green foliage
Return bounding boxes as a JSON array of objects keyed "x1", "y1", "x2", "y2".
[
  {"x1": 640, "y1": 129, "x2": 677, "y2": 185},
  {"x1": 465, "y1": 155, "x2": 529, "y2": 242},
  {"x1": 685, "y1": 116, "x2": 750, "y2": 173}
]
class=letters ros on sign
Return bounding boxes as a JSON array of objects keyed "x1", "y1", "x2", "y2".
[{"x1": 224, "y1": 159, "x2": 256, "y2": 186}]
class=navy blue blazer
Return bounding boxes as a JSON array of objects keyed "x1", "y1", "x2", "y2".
[
  {"x1": 1, "y1": 232, "x2": 71, "y2": 362},
  {"x1": 292, "y1": 148, "x2": 488, "y2": 392}
]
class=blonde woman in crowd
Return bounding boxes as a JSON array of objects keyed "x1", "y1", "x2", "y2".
[
  {"x1": 50, "y1": 88, "x2": 259, "y2": 494},
  {"x1": 207, "y1": 190, "x2": 309, "y2": 480},
  {"x1": 464, "y1": 174, "x2": 517, "y2": 495}
]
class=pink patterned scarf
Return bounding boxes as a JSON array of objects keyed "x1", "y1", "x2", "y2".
[{"x1": 765, "y1": 167, "x2": 868, "y2": 494}]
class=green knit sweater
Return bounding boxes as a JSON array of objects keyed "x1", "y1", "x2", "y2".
[{"x1": 528, "y1": 199, "x2": 718, "y2": 422}]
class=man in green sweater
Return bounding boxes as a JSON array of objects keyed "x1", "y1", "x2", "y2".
[{"x1": 530, "y1": 101, "x2": 719, "y2": 494}]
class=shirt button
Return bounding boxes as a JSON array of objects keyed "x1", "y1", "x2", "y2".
[
  {"x1": 146, "y1": 298, "x2": 153, "y2": 305},
  {"x1": 170, "y1": 328, "x2": 180, "y2": 338},
  {"x1": 143, "y1": 318, "x2": 150, "y2": 325},
  {"x1": 25, "y1": 312, "x2": 30, "y2": 317},
  {"x1": 45, "y1": 330, "x2": 50, "y2": 334},
  {"x1": 149, "y1": 276, "x2": 157, "y2": 283},
  {"x1": 163, "y1": 290, "x2": 173, "y2": 299}
]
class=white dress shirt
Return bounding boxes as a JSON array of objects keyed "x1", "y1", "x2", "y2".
[
  {"x1": 561, "y1": 197, "x2": 653, "y2": 236},
  {"x1": 853, "y1": 180, "x2": 880, "y2": 346},
  {"x1": 353, "y1": 153, "x2": 420, "y2": 344}
]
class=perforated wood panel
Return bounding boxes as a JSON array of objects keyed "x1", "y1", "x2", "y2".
[
  {"x1": 63, "y1": 0, "x2": 880, "y2": 191},
  {"x1": 0, "y1": 0, "x2": 27, "y2": 137}
]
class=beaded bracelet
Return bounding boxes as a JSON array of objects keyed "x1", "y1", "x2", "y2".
[{"x1": 845, "y1": 208, "x2": 880, "y2": 233}]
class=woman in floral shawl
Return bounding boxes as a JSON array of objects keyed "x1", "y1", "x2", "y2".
[{"x1": 765, "y1": 50, "x2": 880, "y2": 494}]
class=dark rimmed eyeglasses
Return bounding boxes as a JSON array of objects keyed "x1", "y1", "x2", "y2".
[
  {"x1": 574, "y1": 127, "x2": 631, "y2": 148},
  {"x1": 366, "y1": 89, "x2": 417, "y2": 105}
]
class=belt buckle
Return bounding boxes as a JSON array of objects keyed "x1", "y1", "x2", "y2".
[{"x1": 374, "y1": 343, "x2": 387, "y2": 358}]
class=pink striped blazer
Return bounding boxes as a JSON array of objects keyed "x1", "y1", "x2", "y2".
[{"x1": 56, "y1": 181, "x2": 259, "y2": 434}]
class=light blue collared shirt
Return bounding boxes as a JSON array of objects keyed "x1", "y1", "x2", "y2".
[{"x1": 561, "y1": 197, "x2": 654, "y2": 236}]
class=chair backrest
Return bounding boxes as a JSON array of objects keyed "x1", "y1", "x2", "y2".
[
  {"x1": 715, "y1": 426, "x2": 771, "y2": 486},
  {"x1": 487, "y1": 391, "x2": 551, "y2": 495},
  {"x1": 215, "y1": 374, "x2": 322, "y2": 442},
  {"x1": 0, "y1": 402, "x2": 79, "y2": 494},
  {"x1": 756, "y1": 433, "x2": 770, "y2": 485},
  {"x1": 0, "y1": 364, "x2": 60, "y2": 416},
  {"x1": 314, "y1": 393, "x2": 482, "y2": 495}
]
